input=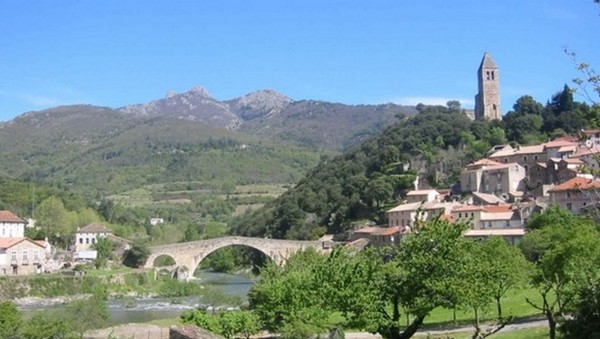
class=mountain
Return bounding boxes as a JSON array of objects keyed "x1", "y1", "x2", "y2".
[
  {"x1": 0, "y1": 87, "x2": 415, "y2": 198},
  {"x1": 119, "y1": 87, "x2": 416, "y2": 151}
]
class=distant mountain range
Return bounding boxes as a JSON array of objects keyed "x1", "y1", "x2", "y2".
[{"x1": 0, "y1": 87, "x2": 415, "y2": 196}]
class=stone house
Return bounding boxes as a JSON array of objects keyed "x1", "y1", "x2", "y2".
[
  {"x1": 451, "y1": 204, "x2": 525, "y2": 244},
  {"x1": 548, "y1": 177, "x2": 600, "y2": 214},
  {"x1": 349, "y1": 226, "x2": 403, "y2": 247},
  {"x1": 386, "y1": 201, "x2": 460, "y2": 228},
  {"x1": 405, "y1": 189, "x2": 440, "y2": 203},
  {"x1": 0, "y1": 237, "x2": 47, "y2": 276}
]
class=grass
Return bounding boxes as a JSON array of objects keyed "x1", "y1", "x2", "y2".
[
  {"x1": 421, "y1": 288, "x2": 545, "y2": 329},
  {"x1": 414, "y1": 326, "x2": 549, "y2": 339}
]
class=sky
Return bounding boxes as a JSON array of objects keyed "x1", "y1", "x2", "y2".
[{"x1": 0, "y1": 1, "x2": 598, "y2": 122}]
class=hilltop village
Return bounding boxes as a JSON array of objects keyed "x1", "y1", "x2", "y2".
[
  {"x1": 353, "y1": 131, "x2": 599, "y2": 247},
  {"x1": 350, "y1": 53, "x2": 600, "y2": 247}
]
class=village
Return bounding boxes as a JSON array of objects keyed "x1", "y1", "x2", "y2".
[{"x1": 347, "y1": 129, "x2": 600, "y2": 248}]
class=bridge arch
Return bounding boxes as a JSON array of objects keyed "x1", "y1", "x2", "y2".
[{"x1": 145, "y1": 236, "x2": 330, "y2": 280}]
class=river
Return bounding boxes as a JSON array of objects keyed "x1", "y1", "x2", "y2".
[{"x1": 18, "y1": 270, "x2": 254, "y2": 325}]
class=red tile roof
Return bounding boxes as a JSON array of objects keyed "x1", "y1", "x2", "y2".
[
  {"x1": 548, "y1": 177, "x2": 600, "y2": 192},
  {"x1": 373, "y1": 226, "x2": 401, "y2": 236},
  {"x1": 0, "y1": 237, "x2": 45, "y2": 249},
  {"x1": 481, "y1": 204, "x2": 513, "y2": 213},
  {"x1": 0, "y1": 211, "x2": 25, "y2": 223}
]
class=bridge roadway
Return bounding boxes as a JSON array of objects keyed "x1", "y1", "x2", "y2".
[{"x1": 145, "y1": 236, "x2": 332, "y2": 278}]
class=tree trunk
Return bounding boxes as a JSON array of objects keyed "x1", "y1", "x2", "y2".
[
  {"x1": 547, "y1": 311, "x2": 557, "y2": 339},
  {"x1": 474, "y1": 307, "x2": 480, "y2": 328},
  {"x1": 496, "y1": 296, "x2": 502, "y2": 319},
  {"x1": 384, "y1": 314, "x2": 426, "y2": 339}
]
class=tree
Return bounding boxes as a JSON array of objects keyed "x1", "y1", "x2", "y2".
[
  {"x1": 65, "y1": 290, "x2": 110, "y2": 337},
  {"x1": 321, "y1": 217, "x2": 479, "y2": 339},
  {"x1": 480, "y1": 236, "x2": 530, "y2": 319},
  {"x1": 0, "y1": 301, "x2": 22, "y2": 339},
  {"x1": 520, "y1": 218, "x2": 600, "y2": 339},
  {"x1": 248, "y1": 248, "x2": 334, "y2": 337},
  {"x1": 218, "y1": 310, "x2": 262, "y2": 339},
  {"x1": 36, "y1": 196, "x2": 70, "y2": 248},
  {"x1": 92, "y1": 236, "x2": 115, "y2": 260},
  {"x1": 123, "y1": 242, "x2": 150, "y2": 268},
  {"x1": 22, "y1": 311, "x2": 75, "y2": 339},
  {"x1": 560, "y1": 279, "x2": 600, "y2": 338}
]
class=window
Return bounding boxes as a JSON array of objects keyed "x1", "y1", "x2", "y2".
[
  {"x1": 524, "y1": 156, "x2": 527, "y2": 161},
  {"x1": 86, "y1": 238, "x2": 89, "y2": 244},
  {"x1": 459, "y1": 213, "x2": 462, "y2": 218},
  {"x1": 567, "y1": 203, "x2": 572, "y2": 211},
  {"x1": 505, "y1": 220, "x2": 510, "y2": 228},
  {"x1": 534, "y1": 155, "x2": 538, "y2": 160},
  {"x1": 486, "y1": 71, "x2": 491, "y2": 80},
  {"x1": 22, "y1": 250, "x2": 28, "y2": 262},
  {"x1": 11, "y1": 250, "x2": 17, "y2": 261},
  {"x1": 34, "y1": 251, "x2": 40, "y2": 261},
  {"x1": 92, "y1": 238, "x2": 96, "y2": 244},
  {"x1": 488, "y1": 222, "x2": 493, "y2": 228},
  {"x1": 567, "y1": 192, "x2": 571, "y2": 198},
  {"x1": 491, "y1": 71, "x2": 495, "y2": 80},
  {"x1": 79, "y1": 238, "x2": 83, "y2": 244}
]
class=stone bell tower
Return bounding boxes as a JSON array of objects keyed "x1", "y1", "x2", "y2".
[{"x1": 474, "y1": 52, "x2": 501, "y2": 120}]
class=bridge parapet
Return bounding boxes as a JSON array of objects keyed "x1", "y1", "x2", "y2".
[{"x1": 145, "y1": 236, "x2": 330, "y2": 275}]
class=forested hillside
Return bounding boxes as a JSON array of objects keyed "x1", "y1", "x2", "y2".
[{"x1": 231, "y1": 86, "x2": 600, "y2": 240}]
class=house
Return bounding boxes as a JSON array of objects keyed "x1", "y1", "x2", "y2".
[
  {"x1": 451, "y1": 204, "x2": 525, "y2": 244},
  {"x1": 548, "y1": 177, "x2": 600, "y2": 214},
  {"x1": 349, "y1": 226, "x2": 403, "y2": 247},
  {"x1": 405, "y1": 189, "x2": 440, "y2": 203},
  {"x1": 75, "y1": 223, "x2": 112, "y2": 253},
  {"x1": 0, "y1": 210, "x2": 27, "y2": 238},
  {"x1": 460, "y1": 159, "x2": 526, "y2": 197},
  {"x1": 0, "y1": 237, "x2": 47, "y2": 276},
  {"x1": 386, "y1": 201, "x2": 460, "y2": 227}
]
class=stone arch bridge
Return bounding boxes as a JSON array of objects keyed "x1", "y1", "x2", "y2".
[{"x1": 145, "y1": 236, "x2": 332, "y2": 278}]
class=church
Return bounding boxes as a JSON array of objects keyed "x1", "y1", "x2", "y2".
[{"x1": 474, "y1": 52, "x2": 502, "y2": 120}]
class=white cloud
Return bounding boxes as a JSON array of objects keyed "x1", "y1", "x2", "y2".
[{"x1": 391, "y1": 96, "x2": 475, "y2": 109}]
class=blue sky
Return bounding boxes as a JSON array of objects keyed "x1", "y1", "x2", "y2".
[{"x1": 0, "y1": 1, "x2": 598, "y2": 121}]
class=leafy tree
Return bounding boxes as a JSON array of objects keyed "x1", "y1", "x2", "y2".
[
  {"x1": 0, "y1": 301, "x2": 22, "y2": 339},
  {"x1": 218, "y1": 310, "x2": 262, "y2": 339},
  {"x1": 92, "y1": 236, "x2": 115, "y2": 259},
  {"x1": 123, "y1": 242, "x2": 151, "y2": 268},
  {"x1": 22, "y1": 311, "x2": 75, "y2": 339},
  {"x1": 520, "y1": 218, "x2": 600, "y2": 339},
  {"x1": 181, "y1": 308, "x2": 221, "y2": 334},
  {"x1": 36, "y1": 195, "x2": 70, "y2": 248},
  {"x1": 560, "y1": 279, "x2": 600, "y2": 338},
  {"x1": 65, "y1": 291, "x2": 110, "y2": 337},
  {"x1": 248, "y1": 248, "x2": 333, "y2": 337},
  {"x1": 480, "y1": 236, "x2": 530, "y2": 319}
]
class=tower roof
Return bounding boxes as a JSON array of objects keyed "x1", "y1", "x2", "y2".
[{"x1": 479, "y1": 52, "x2": 498, "y2": 69}]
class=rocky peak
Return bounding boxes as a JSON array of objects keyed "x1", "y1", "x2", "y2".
[{"x1": 229, "y1": 89, "x2": 292, "y2": 120}]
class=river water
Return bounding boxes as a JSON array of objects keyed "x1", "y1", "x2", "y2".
[{"x1": 18, "y1": 270, "x2": 254, "y2": 325}]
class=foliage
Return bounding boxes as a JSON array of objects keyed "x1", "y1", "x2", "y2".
[
  {"x1": 122, "y1": 242, "x2": 151, "y2": 268},
  {"x1": 560, "y1": 279, "x2": 600, "y2": 338},
  {"x1": 64, "y1": 290, "x2": 110, "y2": 336},
  {"x1": 181, "y1": 309, "x2": 262, "y2": 339},
  {"x1": 0, "y1": 301, "x2": 22, "y2": 339},
  {"x1": 21, "y1": 310, "x2": 76, "y2": 339},
  {"x1": 92, "y1": 236, "x2": 116, "y2": 260},
  {"x1": 248, "y1": 248, "x2": 334, "y2": 337},
  {"x1": 520, "y1": 211, "x2": 600, "y2": 339}
]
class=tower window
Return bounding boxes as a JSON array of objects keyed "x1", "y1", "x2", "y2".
[
  {"x1": 491, "y1": 71, "x2": 495, "y2": 80},
  {"x1": 486, "y1": 71, "x2": 491, "y2": 80}
]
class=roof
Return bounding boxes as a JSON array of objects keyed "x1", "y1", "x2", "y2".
[
  {"x1": 571, "y1": 145, "x2": 600, "y2": 157},
  {"x1": 0, "y1": 237, "x2": 45, "y2": 249},
  {"x1": 548, "y1": 177, "x2": 600, "y2": 192},
  {"x1": 372, "y1": 226, "x2": 401, "y2": 236},
  {"x1": 387, "y1": 202, "x2": 423, "y2": 213},
  {"x1": 467, "y1": 158, "x2": 503, "y2": 168},
  {"x1": 479, "y1": 52, "x2": 498, "y2": 69},
  {"x1": 472, "y1": 192, "x2": 504, "y2": 204},
  {"x1": 76, "y1": 223, "x2": 111, "y2": 234},
  {"x1": 0, "y1": 211, "x2": 25, "y2": 223},
  {"x1": 544, "y1": 139, "x2": 578, "y2": 149},
  {"x1": 480, "y1": 212, "x2": 516, "y2": 221},
  {"x1": 464, "y1": 229, "x2": 526, "y2": 237},
  {"x1": 482, "y1": 204, "x2": 513, "y2": 213},
  {"x1": 581, "y1": 128, "x2": 600, "y2": 135},
  {"x1": 353, "y1": 226, "x2": 380, "y2": 235},
  {"x1": 489, "y1": 144, "x2": 545, "y2": 158}
]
